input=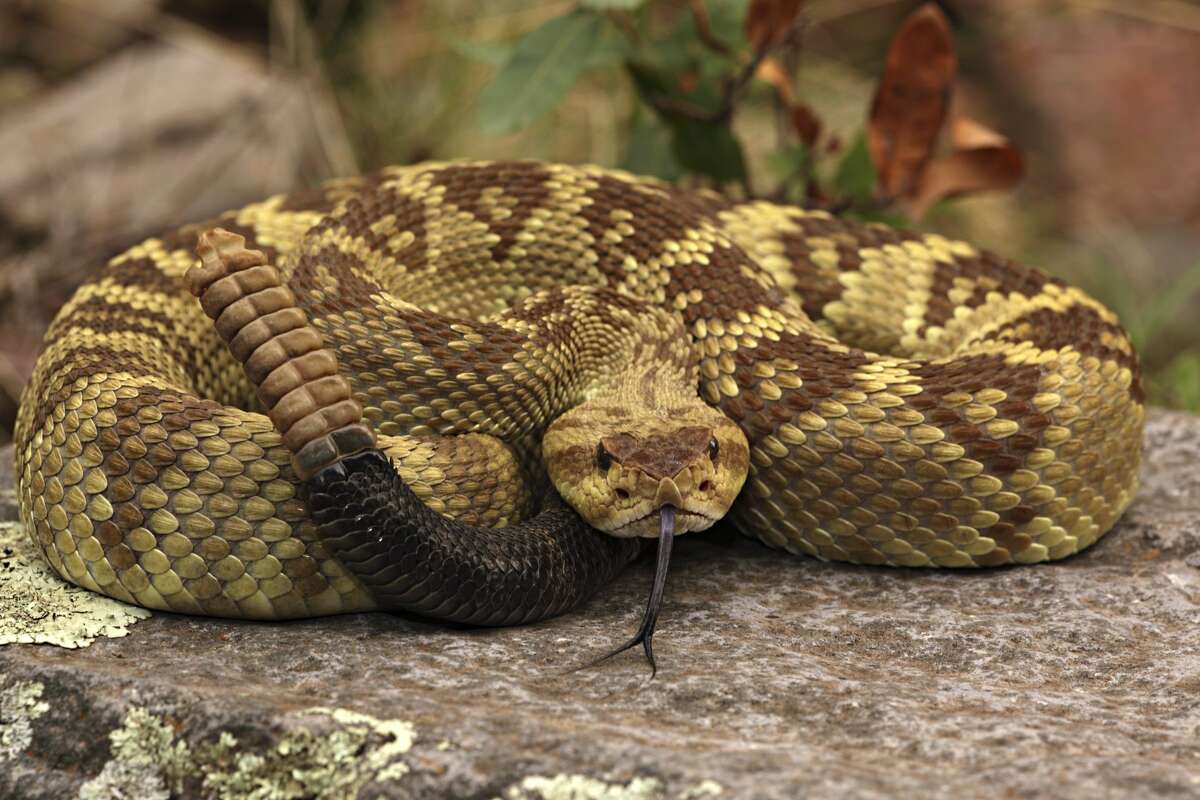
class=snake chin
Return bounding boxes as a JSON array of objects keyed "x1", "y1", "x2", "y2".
[{"x1": 607, "y1": 508, "x2": 716, "y2": 539}]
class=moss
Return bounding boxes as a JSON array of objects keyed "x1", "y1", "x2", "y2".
[
  {"x1": 78, "y1": 704, "x2": 417, "y2": 800},
  {"x1": 0, "y1": 521, "x2": 150, "y2": 648},
  {"x1": 0, "y1": 677, "x2": 50, "y2": 763}
]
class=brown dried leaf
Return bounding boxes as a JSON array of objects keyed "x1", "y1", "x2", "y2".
[
  {"x1": 789, "y1": 103, "x2": 822, "y2": 147},
  {"x1": 905, "y1": 117, "x2": 1025, "y2": 218},
  {"x1": 950, "y1": 115, "x2": 1008, "y2": 149},
  {"x1": 745, "y1": 0, "x2": 805, "y2": 54},
  {"x1": 756, "y1": 58, "x2": 795, "y2": 104},
  {"x1": 757, "y1": 58, "x2": 821, "y2": 146},
  {"x1": 867, "y1": 3, "x2": 957, "y2": 200}
]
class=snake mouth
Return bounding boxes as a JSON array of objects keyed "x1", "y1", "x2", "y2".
[{"x1": 607, "y1": 507, "x2": 716, "y2": 538}]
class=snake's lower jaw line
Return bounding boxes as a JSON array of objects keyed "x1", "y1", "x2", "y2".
[
  {"x1": 605, "y1": 478, "x2": 724, "y2": 538},
  {"x1": 607, "y1": 507, "x2": 715, "y2": 538}
]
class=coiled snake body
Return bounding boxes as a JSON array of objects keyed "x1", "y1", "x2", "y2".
[{"x1": 15, "y1": 161, "x2": 1144, "y2": 626}]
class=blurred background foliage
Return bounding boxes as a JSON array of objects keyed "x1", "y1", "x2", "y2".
[{"x1": 0, "y1": 0, "x2": 1198, "y2": 443}]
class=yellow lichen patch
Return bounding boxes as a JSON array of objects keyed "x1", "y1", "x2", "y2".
[
  {"x1": 501, "y1": 774, "x2": 674, "y2": 800},
  {"x1": 0, "y1": 678, "x2": 50, "y2": 763},
  {"x1": 0, "y1": 522, "x2": 150, "y2": 648},
  {"x1": 78, "y1": 705, "x2": 417, "y2": 800}
]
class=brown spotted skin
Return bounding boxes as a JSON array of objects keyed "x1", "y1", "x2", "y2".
[{"x1": 14, "y1": 161, "x2": 1144, "y2": 619}]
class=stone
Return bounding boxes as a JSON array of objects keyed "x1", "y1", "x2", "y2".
[
  {"x1": 0, "y1": 1, "x2": 162, "y2": 76},
  {"x1": 2, "y1": 409, "x2": 1199, "y2": 798},
  {"x1": 0, "y1": 29, "x2": 354, "y2": 438},
  {"x1": 0, "y1": 33, "x2": 348, "y2": 245}
]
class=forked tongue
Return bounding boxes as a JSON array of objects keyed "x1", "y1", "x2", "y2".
[{"x1": 591, "y1": 505, "x2": 676, "y2": 677}]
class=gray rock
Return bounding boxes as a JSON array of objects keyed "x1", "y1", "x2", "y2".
[
  {"x1": 0, "y1": 30, "x2": 355, "y2": 437},
  {"x1": 2, "y1": 409, "x2": 1199, "y2": 799},
  {"x1": 0, "y1": 33, "x2": 350, "y2": 245}
]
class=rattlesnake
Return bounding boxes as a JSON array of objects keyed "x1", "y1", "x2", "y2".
[{"x1": 14, "y1": 161, "x2": 1144, "y2": 651}]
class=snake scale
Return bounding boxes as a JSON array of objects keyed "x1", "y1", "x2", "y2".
[{"x1": 14, "y1": 160, "x2": 1144, "y2": 633}]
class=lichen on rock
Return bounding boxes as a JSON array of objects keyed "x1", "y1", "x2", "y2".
[
  {"x1": 79, "y1": 760, "x2": 171, "y2": 800},
  {"x1": 0, "y1": 521, "x2": 151, "y2": 648},
  {"x1": 498, "y1": 775, "x2": 725, "y2": 800},
  {"x1": 0, "y1": 677, "x2": 49, "y2": 763},
  {"x1": 678, "y1": 781, "x2": 724, "y2": 799},
  {"x1": 78, "y1": 707, "x2": 193, "y2": 800},
  {"x1": 500, "y1": 774, "x2": 667, "y2": 800},
  {"x1": 78, "y1": 704, "x2": 417, "y2": 800}
]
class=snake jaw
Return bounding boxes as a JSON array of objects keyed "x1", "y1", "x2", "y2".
[{"x1": 608, "y1": 507, "x2": 715, "y2": 538}]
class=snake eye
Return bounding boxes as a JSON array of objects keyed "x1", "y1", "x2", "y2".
[
  {"x1": 707, "y1": 436, "x2": 719, "y2": 463},
  {"x1": 596, "y1": 442, "x2": 613, "y2": 471}
]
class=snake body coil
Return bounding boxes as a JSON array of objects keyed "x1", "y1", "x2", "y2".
[{"x1": 14, "y1": 161, "x2": 1144, "y2": 621}]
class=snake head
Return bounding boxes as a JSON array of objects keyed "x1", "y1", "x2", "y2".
[{"x1": 543, "y1": 401, "x2": 748, "y2": 538}]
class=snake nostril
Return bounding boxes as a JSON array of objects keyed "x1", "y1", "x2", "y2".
[
  {"x1": 615, "y1": 488, "x2": 630, "y2": 500},
  {"x1": 698, "y1": 480, "x2": 712, "y2": 493}
]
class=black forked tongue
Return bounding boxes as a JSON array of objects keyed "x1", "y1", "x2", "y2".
[{"x1": 592, "y1": 505, "x2": 676, "y2": 677}]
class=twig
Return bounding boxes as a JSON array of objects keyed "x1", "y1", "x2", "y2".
[
  {"x1": 607, "y1": 7, "x2": 642, "y2": 43},
  {"x1": 805, "y1": 0, "x2": 906, "y2": 24},
  {"x1": 688, "y1": 0, "x2": 734, "y2": 57},
  {"x1": 269, "y1": 0, "x2": 358, "y2": 176},
  {"x1": 644, "y1": 46, "x2": 769, "y2": 123},
  {"x1": 1067, "y1": 0, "x2": 1200, "y2": 33},
  {"x1": 644, "y1": 15, "x2": 807, "y2": 125}
]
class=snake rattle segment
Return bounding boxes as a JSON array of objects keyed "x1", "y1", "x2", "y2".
[{"x1": 13, "y1": 161, "x2": 1144, "y2": 665}]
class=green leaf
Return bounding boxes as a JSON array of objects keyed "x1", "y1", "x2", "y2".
[
  {"x1": 625, "y1": 5, "x2": 740, "y2": 89},
  {"x1": 448, "y1": 36, "x2": 514, "y2": 67},
  {"x1": 766, "y1": 143, "x2": 809, "y2": 177},
  {"x1": 666, "y1": 117, "x2": 747, "y2": 184},
  {"x1": 581, "y1": 0, "x2": 646, "y2": 8},
  {"x1": 767, "y1": 143, "x2": 811, "y2": 203},
  {"x1": 1154, "y1": 351, "x2": 1200, "y2": 411},
  {"x1": 1129, "y1": 260, "x2": 1200, "y2": 351},
  {"x1": 621, "y1": 111, "x2": 682, "y2": 181},
  {"x1": 1077, "y1": 259, "x2": 1136, "y2": 334},
  {"x1": 704, "y1": 0, "x2": 751, "y2": 53},
  {"x1": 833, "y1": 131, "x2": 877, "y2": 205},
  {"x1": 1092, "y1": 258, "x2": 1200, "y2": 352},
  {"x1": 476, "y1": 9, "x2": 627, "y2": 136},
  {"x1": 625, "y1": 62, "x2": 746, "y2": 184}
]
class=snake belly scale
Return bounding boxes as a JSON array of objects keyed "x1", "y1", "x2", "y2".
[{"x1": 14, "y1": 161, "x2": 1144, "y2": 621}]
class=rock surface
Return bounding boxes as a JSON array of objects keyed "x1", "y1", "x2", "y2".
[{"x1": 2, "y1": 409, "x2": 1200, "y2": 799}]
